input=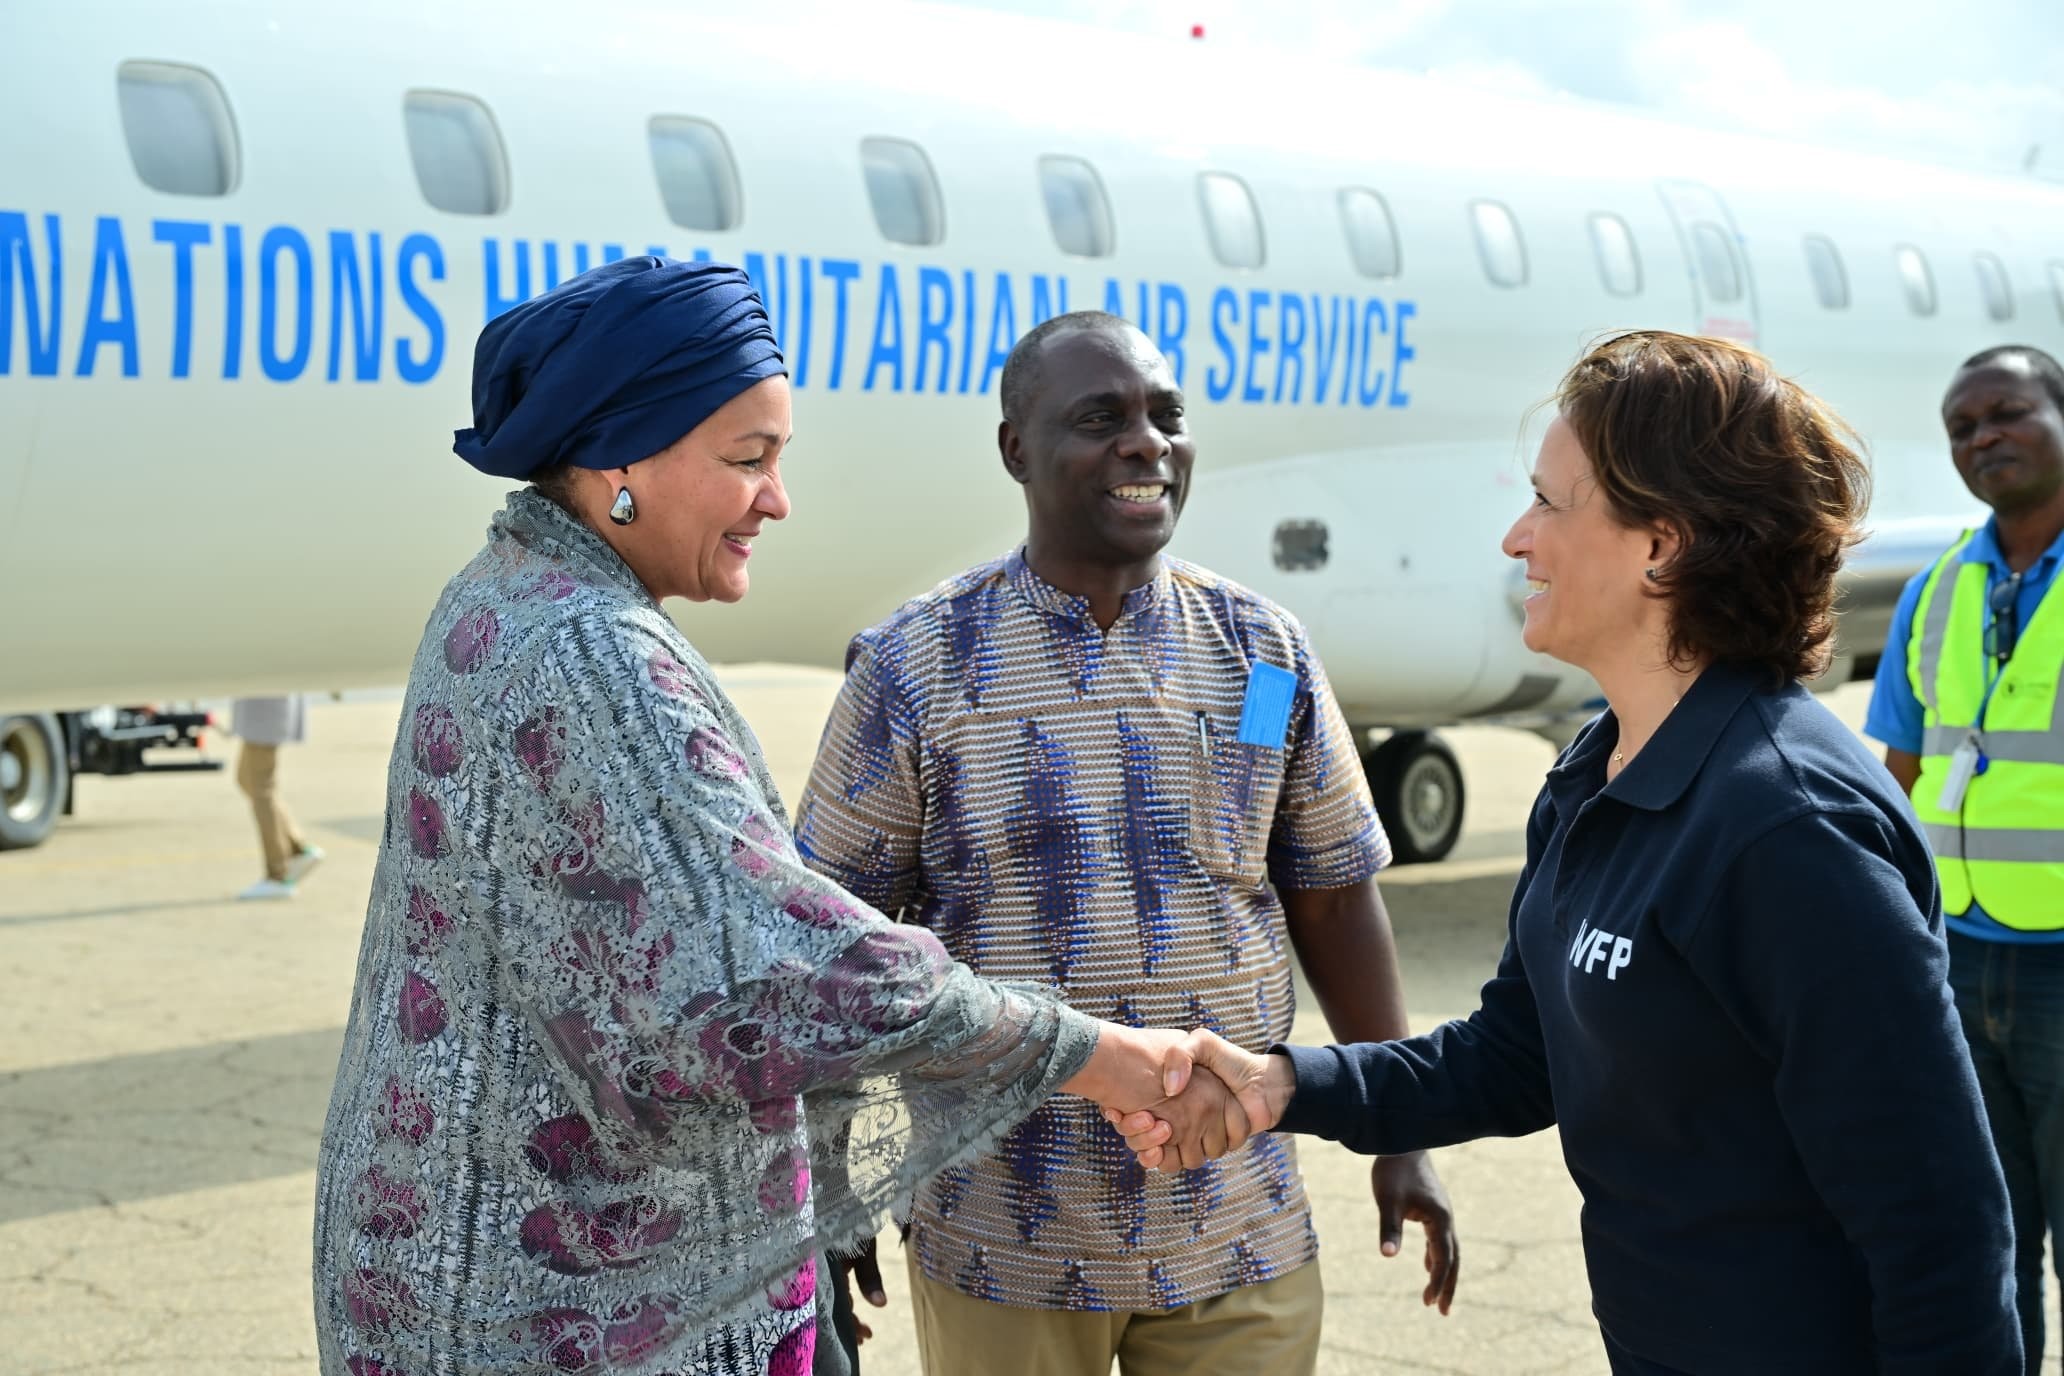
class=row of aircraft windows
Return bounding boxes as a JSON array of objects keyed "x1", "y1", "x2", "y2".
[{"x1": 119, "y1": 59, "x2": 2064, "y2": 325}]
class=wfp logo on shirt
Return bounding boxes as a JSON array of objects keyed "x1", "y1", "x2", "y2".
[{"x1": 1568, "y1": 919, "x2": 1634, "y2": 981}]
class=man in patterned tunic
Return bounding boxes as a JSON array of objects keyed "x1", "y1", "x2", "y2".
[{"x1": 795, "y1": 312, "x2": 1459, "y2": 1375}]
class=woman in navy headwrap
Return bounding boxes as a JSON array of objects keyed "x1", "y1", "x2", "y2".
[{"x1": 310, "y1": 260, "x2": 1237, "y2": 1376}]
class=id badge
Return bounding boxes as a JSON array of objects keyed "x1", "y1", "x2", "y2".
[
  {"x1": 1937, "y1": 735, "x2": 1981, "y2": 813},
  {"x1": 1235, "y1": 661, "x2": 1297, "y2": 749}
]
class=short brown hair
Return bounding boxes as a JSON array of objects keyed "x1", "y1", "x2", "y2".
[{"x1": 1554, "y1": 331, "x2": 1870, "y2": 684}]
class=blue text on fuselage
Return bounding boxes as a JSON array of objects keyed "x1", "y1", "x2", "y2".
[{"x1": 0, "y1": 212, "x2": 1416, "y2": 408}]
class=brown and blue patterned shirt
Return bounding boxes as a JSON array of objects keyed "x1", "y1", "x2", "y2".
[{"x1": 795, "y1": 549, "x2": 1388, "y2": 1312}]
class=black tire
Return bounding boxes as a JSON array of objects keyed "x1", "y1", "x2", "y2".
[
  {"x1": 0, "y1": 713, "x2": 69, "y2": 850},
  {"x1": 1364, "y1": 730, "x2": 1465, "y2": 865}
]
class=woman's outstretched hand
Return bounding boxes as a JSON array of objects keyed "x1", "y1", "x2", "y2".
[
  {"x1": 1060, "y1": 1021, "x2": 1198, "y2": 1113},
  {"x1": 1101, "y1": 1030, "x2": 1297, "y2": 1171}
]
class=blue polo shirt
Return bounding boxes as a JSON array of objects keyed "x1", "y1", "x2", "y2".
[
  {"x1": 1863, "y1": 516, "x2": 2064, "y2": 943},
  {"x1": 1277, "y1": 662, "x2": 2019, "y2": 1374}
]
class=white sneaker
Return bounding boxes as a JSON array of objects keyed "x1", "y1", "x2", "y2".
[
  {"x1": 284, "y1": 845, "x2": 326, "y2": 885},
  {"x1": 237, "y1": 877, "x2": 297, "y2": 901}
]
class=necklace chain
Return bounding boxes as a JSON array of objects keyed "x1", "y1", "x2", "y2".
[{"x1": 1611, "y1": 685, "x2": 1687, "y2": 772}]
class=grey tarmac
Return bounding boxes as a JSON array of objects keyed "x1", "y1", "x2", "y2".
[{"x1": 2, "y1": 675, "x2": 2041, "y2": 1375}]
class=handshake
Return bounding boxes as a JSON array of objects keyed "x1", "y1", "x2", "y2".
[{"x1": 1062, "y1": 1024, "x2": 1299, "y2": 1171}]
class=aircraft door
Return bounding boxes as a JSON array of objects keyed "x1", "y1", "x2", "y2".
[{"x1": 1656, "y1": 180, "x2": 1759, "y2": 345}]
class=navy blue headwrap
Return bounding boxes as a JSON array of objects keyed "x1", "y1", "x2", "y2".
[{"x1": 452, "y1": 257, "x2": 786, "y2": 479}]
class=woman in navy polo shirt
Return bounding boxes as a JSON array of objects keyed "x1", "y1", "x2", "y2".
[{"x1": 1113, "y1": 332, "x2": 2021, "y2": 1374}]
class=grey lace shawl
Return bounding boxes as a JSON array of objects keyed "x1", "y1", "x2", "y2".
[{"x1": 312, "y1": 491, "x2": 1097, "y2": 1375}]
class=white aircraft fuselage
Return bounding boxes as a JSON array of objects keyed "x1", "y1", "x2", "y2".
[{"x1": 2, "y1": 0, "x2": 2059, "y2": 852}]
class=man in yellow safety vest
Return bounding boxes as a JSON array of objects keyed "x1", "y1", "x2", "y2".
[{"x1": 1867, "y1": 344, "x2": 2064, "y2": 1374}]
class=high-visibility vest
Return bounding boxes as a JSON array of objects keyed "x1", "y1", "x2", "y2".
[{"x1": 1905, "y1": 532, "x2": 2064, "y2": 926}]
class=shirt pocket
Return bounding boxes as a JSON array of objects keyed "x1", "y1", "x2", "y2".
[{"x1": 1187, "y1": 713, "x2": 1289, "y2": 885}]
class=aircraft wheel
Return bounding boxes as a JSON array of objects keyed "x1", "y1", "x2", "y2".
[
  {"x1": 1364, "y1": 730, "x2": 1465, "y2": 865},
  {"x1": 0, "y1": 713, "x2": 68, "y2": 850}
]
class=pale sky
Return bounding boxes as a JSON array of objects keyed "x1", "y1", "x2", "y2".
[{"x1": 946, "y1": 0, "x2": 2064, "y2": 175}]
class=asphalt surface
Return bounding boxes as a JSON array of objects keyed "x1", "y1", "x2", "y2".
[{"x1": 2, "y1": 674, "x2": 2043, "y2": 1375}]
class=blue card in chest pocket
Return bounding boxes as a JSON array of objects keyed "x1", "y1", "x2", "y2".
[{"x1": 1235, "y1": 661, "x2": 1297, "y2": 749}]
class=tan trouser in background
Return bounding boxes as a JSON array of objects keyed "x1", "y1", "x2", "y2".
[
  {"x1": 236, "y1": 743, "x2": 305, "y2": 881},
  {"x1": 907, "y1": 1253, "x2": 1322, "y2": 1376}
]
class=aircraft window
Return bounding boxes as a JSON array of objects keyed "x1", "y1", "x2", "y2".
[
  {"x1": 1802, "y1": 235, "x2": 1849, "y2": 309},
  {"x1": 116, "y1": 62, "x2": 240, "y2": 197},
  {"x1": 1689, "y1": 223, "x2": 1742, "y2": 303},
  {"x1": 1587, "y1": 213, "x2": 1642, "y2": 296},
  {"x1": 404, "y1": 90, "x2": 510, "y2": 216},
  {"x1": 1974, "y1": 252, "x2": 2014, "y2": 322},
  {"x1": 2051, "y1": 262, "x2": 2064, "y2": 322},
  {"x1": 649, "y1": 117, "x2": 742, "y2": 232},
  {"x1": 1895, "y1": 245, "x2": 1937, "y2": 317},
  {"x1": 1038, "y1": 156, "x2": 1114, "y2": 258},
  {"x1": 861, "y1": 137, "x2": 945, "y2": 247},
  {"x1": 1338, "y1": 188, "x2": 1401, "y2": 279},
  {"x1": 1198, "y1": 172, "x2": 1265, "y2": 269},
  {"x1": 1469, "y1": 200, "x2": 1527, "y2": 288}
]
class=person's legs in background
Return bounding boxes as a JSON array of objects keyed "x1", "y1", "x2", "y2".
[
  {"x1": 905, "y1": 1253, "x2": 1322, "y2": 1376},
  {"x1": 236, "y1": 742, "x2": 310, "y2": 899},
  {"x1": 906, "y1": 1253, "x2": 1121, "y2": 1376},
  {"x1": 1950, "y1": 930, "x2": 2051, "y2": 1376},
  {"x1": 1997, "y1": 941, "x2": 2064, "y2": 1376},
  {"x1": 1113, "y1": 1261, "x2": 1322, "y2": 1376}
]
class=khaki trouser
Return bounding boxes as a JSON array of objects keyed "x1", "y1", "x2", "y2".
[
  {"x1": 236, "y1": 742, "x2": 305, "y2": 881},
  {"x1": 907, "y1": 1252, "x2": 1322, "y2": 1376}
]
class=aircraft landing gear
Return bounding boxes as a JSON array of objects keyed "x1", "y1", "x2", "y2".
[
  {"x1": 1362, "y1": 730, "x2": 1465, "y2": 865},
  {"x1": 0, "y1": 713, "x2": 68, "y2": 851}
]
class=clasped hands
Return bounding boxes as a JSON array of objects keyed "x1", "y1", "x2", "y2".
[{"x1": 1063, "y1": 1023, "x2": 1297, "y2": 1171}]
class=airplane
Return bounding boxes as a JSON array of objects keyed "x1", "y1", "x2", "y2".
[{"x1": 2, "y1": 0, "x2": 2059, "y2": 859}]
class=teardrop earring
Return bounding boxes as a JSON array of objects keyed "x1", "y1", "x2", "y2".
[{"x1": 609, "y1": 488, "x2": 637, "y2": 526}]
